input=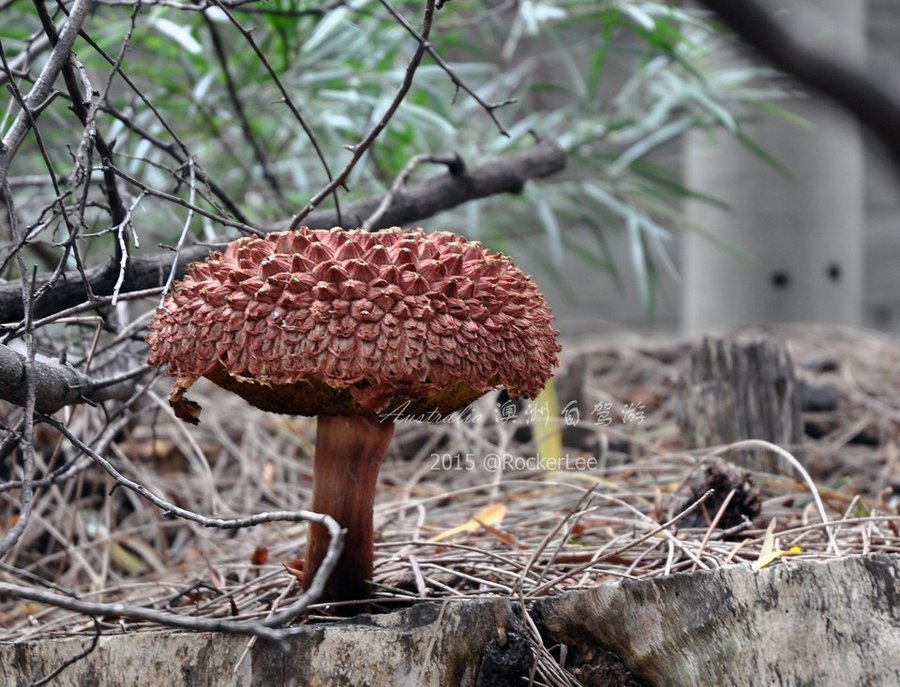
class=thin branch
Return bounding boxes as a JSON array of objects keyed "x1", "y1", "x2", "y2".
[
  {"x1": 0, "y1": 180, "x2": 37, "y2": 560},
  {"x1": 110, "y1": 190, "x2": 146, "y2": 304},
  {"x1": 29, "y1": 617, "x2": 100, "y2": 687},
  {"x1": 103, "y1": 104, "x2": 249, "y2": 223},
  {"x1": 361, "y1": 152, "x2": 463, "y2": 230},
  {"x1": 0, "y1": 39, "x2": 83, "y2": 302},
  {"x1": 31, "y1": 0, "x2": 128, "y2": 228},
  {"x1": 26, "y1": 414, "x2": 345, "y2": 636},
  {"x1": 0, "y1": 141, "x2": 566, "y2": 323},
  {"x1": 0, "y1": 381, "x2": 147, "y2": 493},
  {"x1": 158, "y1": 157, "x2": 195, "y2": 308},
  {"x1": 110, "y1": 165, "x2": 260, "y2": 232},
  {"x1": 528, "y1": 489, "x2": 716, "y2": 597},
  {"x1": 68, "y1": 17, "x2": 250, "y2": 224},
  {"x1": 0, "y1": 343, "x2": 145, "y2": 412},
  {"x1": 204, "y1": 15, "x2": 290, "y2": 214},
  {"x1": 209, "y1": 0, "x2": 342, "y2": 222},
  {"x1": 377, "y1": 0, "x2": 514, "y2": 136},
  {"x1": 320, "y1": 139, "x2": 566, "y2": 228},
  {"x1": 289, "y1": 0, "x2": 438, "y2": 228},
  {"x1": 0, "y1": 0, "x2": 96, "y2": 186},
  {"x1": 696, "y1": 0, "x2": 900, "y2": 173},
  {"x1": 706, "y1": 439, "x2": 839, "y2": 554},
  {"x1": 4, "y1": 286, "x2": 163, "y2": 338},
  {"x1": 0, "y1": 34, "x2": 52, "y2": 88},
  {"x1": 0, "y1": 579, "x2": 304, "y2": 643}
]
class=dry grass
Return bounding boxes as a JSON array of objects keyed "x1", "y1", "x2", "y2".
[{"x1": 1, "y1": 325, "x2": 898, "y2": 665}]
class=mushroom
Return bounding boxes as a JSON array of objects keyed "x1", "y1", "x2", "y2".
[{"x1": 147, "y1": 227, "x2": 560, "y2": 613}]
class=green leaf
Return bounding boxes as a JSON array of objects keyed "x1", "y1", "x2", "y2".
[
  {"x1": 609, "y1": 117, "x2": 693, "y2": 175},
  {"x1": 734, "y1": 130, "x2": 793, "y2": 178},
  {"x1": 626, "y1": 210, "x2": 657, "y2": 318},
  {"x1": 534, "y1": 196, "x2": 564, "y2": 265},
  {"x1": 303, "y1": 6, "x2": 351, "y2": 54},
  {"x1": 151, "y1": 17, "x2": 202, "y2": 54},
  {"x1": 587, "y1": 25, "x2": 615, "y2": 102}
]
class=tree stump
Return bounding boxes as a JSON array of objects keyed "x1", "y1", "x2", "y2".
[
  {"x1": 534, "y1": 553, "x2": 900, "y2": 687},
  {"x1": 675, "y1": 335, "x2": 803, "y2": 472},
  {"x1": 4, "y1": 555, "x2": 898, "y2": 685},
  {"x1": 0, "y1": 599, "x2": 529, "y2": 687}
]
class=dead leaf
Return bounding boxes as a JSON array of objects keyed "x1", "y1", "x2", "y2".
[
  {"x1": 251, "y1": 545, "x2": 269, "y2": 566},
  {"x1": 429, "y1": 502, "x2": 506, "y2": 543},
  {"x1": 753, "y1": 519, "x2": 802, "y2": 570},
  {"x1": 752, "y1": 519, "x2": 779, "y2": 571},
  {"x1": 475, "y1": 518, "x2": 522, "y2": 549},
  {"x1": 170, "y1": 385, "x2": 202, "y2": 425},
  {"x1": 283, "y1": 559, "x2": 304, "y2": 583}
]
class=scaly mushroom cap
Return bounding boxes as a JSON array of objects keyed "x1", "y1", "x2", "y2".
[{"x1": 147, "y1": 227, "x2": 560, "y2": 423}]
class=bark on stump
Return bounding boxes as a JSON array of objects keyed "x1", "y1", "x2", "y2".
[
  {"x1": 534, "y1": 553, "x2": 900, "y2": 687},
  {"x1": 675, "y1": 335, "x2": 804, "y2": 472},
  {"x1": 0, "y1": 599, "x2": 529, "y2": 687},
  {"x1": 2, "y1": 555, "x2": 898, "y2": 685}
]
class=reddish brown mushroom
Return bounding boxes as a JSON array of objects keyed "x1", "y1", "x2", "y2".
[{"x1": 147, "y1": 227, "x2": 559, "y2": 612}]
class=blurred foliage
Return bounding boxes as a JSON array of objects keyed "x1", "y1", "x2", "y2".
[{"x1": 1, "y1": 0, "x2": 786, "y2": 311}]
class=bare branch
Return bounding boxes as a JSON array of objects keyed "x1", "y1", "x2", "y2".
[
  {"x1": 89, "y1": 0, "x2": 332, "y2": 14},
  {"x1": 0, "y1": 180, "x2": 36, "y2": 559},
  {"x1": 0, "y1": 343, "x2": 145, "y2": 413},
  {"x1": 321, "y1": 140, "x2": 567, "y2": 228},
  {"x1": 0, "y1": 580, "x2": 302, "y2": 642},
  {"x1": 72, "y1": 21, "x2": 251, "y2": 224},
  {"x1": 110, "y1": 165, "x2": 261, "y2": 233},
  {"x1": 362, "y1": 152, "x2": 464, "y2": 230},
  {"x1": 695, "y1": 0, "x2": 900, "y2": 172},
  {"x1": 31, "y1": 0, "x2": 128, "y2": 227},
  {"x1": 208, "y1": 0, "x2": 342, "y2": 222},
  {"x1": 378, "y1": 0, "x2": 514, "y2": 136},
  {"x1": 204, "y1": 14, "x2": 290, "y2": 213},
  {"x1": 0, "y1": 0, "x2": 96, "y2": 185},
  {"x1": 29, "y1": 618, "x2": 100, "y2": 687},
  {"x1": 6, "y1": 286, "x2": 163, "y2": 338},
  {"x1": 0, "y1": 141, "x2": 566, "y2": 324},
  {"x1": 158, "y1": 157, "x2": 195, "y2": 308},
  {"x1": 289, "y1": 0, "x2": 438, "y2": 228},
  {"x1": 0, "y1": 34, "x2": 51, "y2": 88},
  {"x1": 17, "y1": 414, "x2": 346, "y2": 636}
]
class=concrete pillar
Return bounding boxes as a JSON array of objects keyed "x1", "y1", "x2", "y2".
[{"x1": 682, "y1": 0, "x2": 866, "y2": 333}]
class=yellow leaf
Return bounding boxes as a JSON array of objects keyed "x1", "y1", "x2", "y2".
[
  {"x1": 533, "y1": 381, "x2": 563, "y2": 467},
  {"x1": 752, "y1": 519, "x2": 780, "y2": 570},
  {"x1": 110, "y1": 543, "x2": 146, "y2": 576},
  {"x1": 111, "y1": 535, "x2": 168, "y2": 575},
  {"x1": 752, "y1": 520, "x2": 800, "y2": 570},
  {"x1": 429, "y1": 503, "x2": 507, "y2": 543}
]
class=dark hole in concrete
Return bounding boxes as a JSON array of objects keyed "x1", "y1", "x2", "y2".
[
  {"x1": 826, "y1": 263, "x2": 842, "y2": 281},
  {"x1": 770, "y1": 271, "x2": 791, "y2": 289}
]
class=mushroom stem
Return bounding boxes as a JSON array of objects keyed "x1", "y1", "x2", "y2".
[{"x1": 304, "y1": 414, "x2": 395, "y2": 613}]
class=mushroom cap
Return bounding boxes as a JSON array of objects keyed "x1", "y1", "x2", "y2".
[{"x1": 147, "y1": 227, "x2": 560, "y2": 423}]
